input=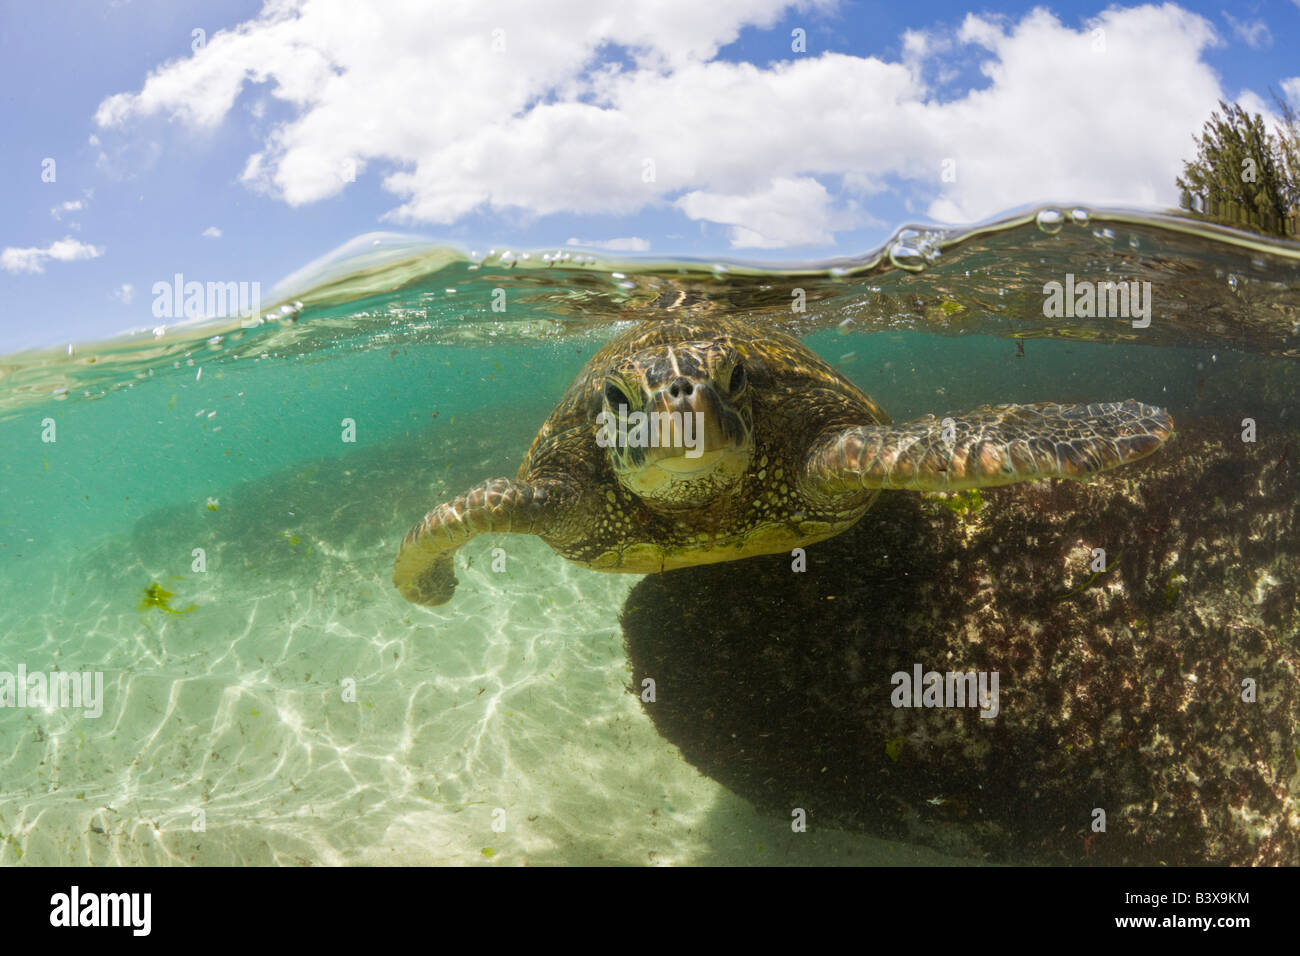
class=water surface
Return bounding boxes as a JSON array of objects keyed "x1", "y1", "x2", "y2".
[{"x1": 1, "y1": 204, "x2": 1296, "y2": 864}]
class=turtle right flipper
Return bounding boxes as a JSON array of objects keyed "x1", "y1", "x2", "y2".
[
  {"x1": 393, "y1": 478, "x2": 570, "y2": 606},
  {"x1": 805, "y1": 400, "x2": 1174, "y2": 494}
]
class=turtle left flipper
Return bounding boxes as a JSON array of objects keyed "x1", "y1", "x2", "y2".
[
  {"x1": 393, "y1": 477, "x2": 572, "y2": 606},
  {"x1": 804, "y1": 399, "x2": 1174, "y2": 494}
]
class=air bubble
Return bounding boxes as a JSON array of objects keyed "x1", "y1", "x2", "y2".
[
  {"x1": 1069, "y1": 207, "x2": 1090, "y2": 225},
  {"x1": 888, "y1": 243, "x2": 926, "y2": 272},
  {"x1": 888, "y1": 228, "x2": 942, "y2": 272},
  {"x1": 1035, "y1": 208, "x2": 1064, "y2": 234}
]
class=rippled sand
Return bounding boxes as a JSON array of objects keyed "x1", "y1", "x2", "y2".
[{"x1": 0, "y1": 430, "x2": 969, "y2": 866}]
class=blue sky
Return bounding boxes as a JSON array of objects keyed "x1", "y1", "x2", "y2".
[{"x1": 1, "y1": 0, "x2": 1298, "y2": 352}]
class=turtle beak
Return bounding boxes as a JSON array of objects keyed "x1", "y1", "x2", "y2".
[
  {"x1": 608, "y1": 370, "x2": 752, "y2": 505},
  {"x1": 641, "y1": 377, "x2": 742, "y2": 468}
]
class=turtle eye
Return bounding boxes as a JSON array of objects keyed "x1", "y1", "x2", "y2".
[
  {"x1": 728, "y1": 362, "x2": 746, "y2": 393},
  {"x1": 604, "y1": 381, "x2": 629, "y2": 409}
]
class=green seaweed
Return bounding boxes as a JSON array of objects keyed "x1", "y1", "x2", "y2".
[
  {"x1": 1163, "y1": 574, "x2": 1182, "y2": 607},
  {"x1": 138, "y1": 582, "x2": 197, "y2": 615},
  {"x1": 940, "y1": 488, "x2": 984, "y2": 516}
]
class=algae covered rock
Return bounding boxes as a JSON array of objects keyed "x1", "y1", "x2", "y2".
[{"x1": 622, "y1": 418, "x2": 1299, "y2": 864}]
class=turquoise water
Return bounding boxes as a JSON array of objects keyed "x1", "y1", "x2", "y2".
[{"x1": 1, "y1": 204, "x2": 1297, "y2": 864}]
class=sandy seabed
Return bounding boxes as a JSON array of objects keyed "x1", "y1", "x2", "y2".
[{"x1": 0, "y1": 438, "x2": 967, "y2": 867}]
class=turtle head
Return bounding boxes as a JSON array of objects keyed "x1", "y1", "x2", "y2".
[{"x1": 597, "y1": 339, "x2": 754, "y2": 507}]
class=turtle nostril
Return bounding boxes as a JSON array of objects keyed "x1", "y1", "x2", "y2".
[{"x1": 669, "y1": 377, "x2": 693, "y2": 399}]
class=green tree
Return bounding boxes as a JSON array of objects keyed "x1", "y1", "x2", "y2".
[
  {"x1": 1270, "y1": 89, "x2": 1300, "y2": 213},
  {"x1": 1176, "y1": 99, "x2": 1293, "y2": 236}
]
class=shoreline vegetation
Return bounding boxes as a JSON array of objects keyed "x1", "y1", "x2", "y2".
[{"x1": 1178, "y1": 94, "x2": 1300, "y2": 238}]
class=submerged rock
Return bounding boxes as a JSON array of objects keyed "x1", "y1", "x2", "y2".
[{"x1": 622, "y1": 417, "x2": 1299, "y2": 864}]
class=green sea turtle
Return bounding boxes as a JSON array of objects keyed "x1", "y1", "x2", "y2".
[{"x1": 393, "y1": 315, "x2": 1173, "y2": 605}]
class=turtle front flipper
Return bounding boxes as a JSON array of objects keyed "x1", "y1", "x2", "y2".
[
  {"x1": 805, "y1": 400, "x2": 1173, "y2": 493},
  {"x1": 392, "y1": 478, "x2": 569, "y2": 606}
]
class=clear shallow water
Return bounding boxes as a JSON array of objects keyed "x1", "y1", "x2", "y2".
[{"x1": 0, "y1": 204, "x2": 1297, "y2": 865}]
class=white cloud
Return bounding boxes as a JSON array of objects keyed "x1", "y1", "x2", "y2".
[
  {"x1": 566, "y1": 236, "x2": 650, "y2": 251},
  {"x1": 1, "y1": 237, "x2": 104, "y2": 274},
  {"x1": 677, "y1": 177, "x2": 855, "y2": 248},
  {"x1": 1222, "y1": 11, "x2": 1271, "y2": 49},
  {"x1": 50, "y1": 200, "x2": 85, "y2": 220},
  {"x1": 1236, "y1": 89, "x2": 1278, "y2": 127},
  {"x1": 957, "y1": 12, "x2": 1007, "y2": 50},
  {"x1": 113, "y1": 283, "x2": 135, "y2": 304},
  {"x1": 202, "y1": 226, "x2": 223, "y2": 238},
  {"x1": 94, "y1": 1, "x2": 1231, "y2": 246},
  {"x1": 1282, "y1": 77, "x2": 1300, "y2": 108},
  {"x1": 923, "y1": 5, "x2": 1223, "y2": 223}
]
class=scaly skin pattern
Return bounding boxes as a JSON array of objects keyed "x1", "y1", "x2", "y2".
[
  {"x1": 804, "y1": 400, "x2": 1175, "y2": 494},
  {"x1": 523, "y1": 316, "x2": 891, "y2": 573},
  {"x1": 393, "y1": 315, "x2": 1174, "y2": 606},
  {"x1": 391, "y1": 478, "x2": 573, "y2": 606}
]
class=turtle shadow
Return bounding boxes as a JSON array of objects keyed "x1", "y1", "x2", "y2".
[
  {"x1": 621, "y1": 493, "x2": 1005, "y2": 859},
  {"x1": 621, "y1": 417, "x2": 1300, "y2": 864}
]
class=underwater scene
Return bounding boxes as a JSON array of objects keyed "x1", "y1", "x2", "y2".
[{"x1": 1, "y1": 204, "x2": 1296, "y2": 866}]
